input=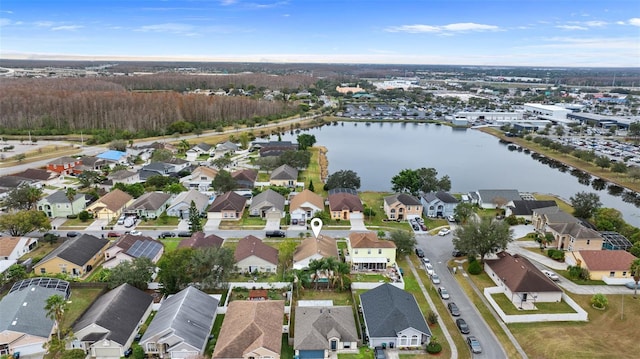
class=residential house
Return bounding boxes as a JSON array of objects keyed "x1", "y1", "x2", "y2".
[
  {"x1": 294, "y1": 306, "x2": 358, "y2": 357},
  {"x1": 421, "y1": 191, "x2": 459, "y2": 218},
  {"x1": 70, "y1": 284, "x2": 153, "y2": 359},
  {"x1": 78, "y1": 156, "x2": 106, "y2": 171},
  {"x1": 234, "y1": 235, "x2": 279, "y2": 273},
  {"x1": 215, "y1": 141, "x2": 239, "y2": 157},
  {"x1": 164, "y1": 158, "x2": 190, "y2": 173},
  {"x1": 103, "y1": 234, "x2": 164, "y2": 269},
  {"x1": 212, "y1": 300, "x2": 284, "y2": 359},
  {"x1": 124, "y1": 192, "x2": 172, "y2": 219},
  {"x1": 249, "y1": 189, "x2": 286, "y2": 218},
  {"x1": 47, "y1": 156, "x2": 81, "y2": 175},
  {"x1": 270, "y1": 164, "x2": 298, "y2": 187},
  {"x1": 505, "y1": 200, "x2": 558, "y2": 221},
  {"x1": 8, "y1": 169, "x2": 58, "y2": 189},
  {"x1": 0, "y1": 176, "x2": 37, "y2": 196},
  {"x1": 140, "y1": 286, "x2": 218, "y2": 359},
  {"x1": 207, "y1": 191, "x2": 247, "y2": 221},
  {"x1": 384, "y1": 193, "x2": 423, "y2": 221},
  {"x1": 181, "y1": 166, "x2": 218, "y2": 191},
  {"x1": 86, "y1": 189, "x2": 133, "y2": 222},
  {"x1": 232, "y1": 169, "x2": 258, "y2": 189},
  {"x1": 185, "y1": 143, "x2": 213, "y2": 162},
  {"x1": 475, "y1": 189, "x2": 522, "y2": 209},
  {"x1": 166, "y1": 189, "x2": 210, "y2": 219},
  {"x1": 532, "y1": 206, "x2": 580, "y2": 233},
  {"x1": 35, "y1": 234, "x2": 109, "y2": 277},
  {"x1": 138, "y1": 162, "x2": 174, "y2": 181},
  {"x1": 347, "y1": 232, "x2": 396, "y2": 270},
  {"x1": 360, "y1": 283, "x2": 431, "y2": 349},
  {"x1": 327, "y1": 189, "x2": 363, "y2": 221},
  {"x1": 484, "y1": 252, "x2": 563, "y2": 308},
  {"x1": 37, "y1": 190, "x2": 86, "y2": 218},
  {"x1": 566, "y1": 250, "x2": 638, "y2": 284},
  {"x1": 547, "y1": 222, "x2": 603, "y2": 251},
  {"x1": 106, "y1": 170, "x2": 140, "y2": 186},
  {"x1": 0, "y1": 278, "x2": 71, "y2": 358},
  {"x1": 97, "y1": 150, "x2": 128, "y2": 166},
  {"x1": 253, "y1": 141, "x2": 298, "y2": 157},
  {"x1": 177, "y1": 232, "x2": 224, "y2": 250},
  {"x1": 0, "y1": 236, "x2": 38, "y2": 274},
  {"x1": 289, "y1": 189, "x2": 324, "y2": 226},
  {"x1": 293, "y1": 235, "x2": 339, "y2": 270},
  {"x1": 599, "y1": 231, "x2": 633, "y2": 251}
]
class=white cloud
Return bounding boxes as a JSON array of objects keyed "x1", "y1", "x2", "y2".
[
  {"x1": 583, "y1": 20, "x2": 607, "y2": 27},
  {"x1": 51, "y1": 25, "x2": 84, "y2": 31},
  {"x1": 629, "y1": 18, "x2": 640, "y2": 26},
  {"x1": 0, "y1": 18, "x2": 11, "y2": 26},
  {"x1": 137, "y1": 23, "x2": 195, "y2": 33},
  {"x1": 35, "y1": 21, "x2": 54, "y2": 27},
  {"x1": 385, "y1": 22, "x2": 499, "y2": 34},
  {"x1": 556, "y1": 25, "x2": 587, "y2": 31},
  {"x1": 220, "y1": 0, "x2": 237, "y2": 5}
]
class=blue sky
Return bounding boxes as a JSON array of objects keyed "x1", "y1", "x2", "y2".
[{"x1": 1, "y1": 0, "x2": 639, "y2": 67}]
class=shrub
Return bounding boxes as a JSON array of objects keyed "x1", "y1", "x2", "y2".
[
  {"x1": 591, "y1": 293, "x2": 608, "y2": 309},
  {"x1": 468, "y1": 260, "x2": 483, "y2": 275},
  {"x1": 426, "y1": 342, "x2": 442, "y2": 354},
  {"x1": 60, "y1": 349, "x2": 86, "y2": 359},
  {"x1": 427, "y1": 310, "x2": 438, "y2": 325},
  {"x1": 547, "y1": 249, "x2": 565, "y2": 261},
  {"x1": 78, "y1": 210, "x2": 91, "y2": 222},
  {"x1": 505, "y1": 215, "x2": 519, "y2": 225},
  {"x1": 66, "y1": 214, "x2": 78, "y2": 219},
  {"x1": 132, "y1": 345, "x2": 145, "y2": 359}
]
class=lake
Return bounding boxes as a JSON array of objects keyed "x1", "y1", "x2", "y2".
[{"x1": 271, "y1": 121, "x2": 640, "y2": 227}]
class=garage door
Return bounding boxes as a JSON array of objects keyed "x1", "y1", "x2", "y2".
[{"x1": 299, "y1": 350, "x2": 324, "y2": 359}]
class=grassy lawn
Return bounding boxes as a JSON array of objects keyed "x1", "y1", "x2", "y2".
[
  {"x1": 63, "y1": 287, "x2": 105, "y2": 328},
  {"x1": 299, "y1": 146, "x2": 327, "y2": 197},
  {"x1": 282, "y1": 334, "x2": 295, "y2": 359},
  {"x1": 160, "y1": 238, "x2": 182, "y2": 252},
  {"x1": 533, "y1": 193, "x2": 574, "y2": 213},
  {"x1": 554, "y1": 269, "x2": 607, "y2": 285},
  {"x1": 338, "y1": 346, "x2": 374, "y2": 359},
  {"x1": 136, "y1": 217, "x2": 181, "y2": 228},
  {"x1": 351, "y1": 273, "x2": 390, "y2": 283},
  {"x1": 227, "y1": 287, "x2": 287, "y2": 302},
  {"x1": 19, "y1": 240, "x2": 64, "y2": 263},
  {"x1": 297, "y1": 289, "x2": 353, "y2": 306},
  {"x1": 359, "y1": 191, "x2": 410, "y2": 230},
  {"x1": 399, "y1": 355, "x2": 428, "y2": 359},
  {"x1": 228, "y1": 271, "x2": 282, "y2": 282},
  {"x1": 490, "y1": 293, "x2": 577, "y2": 315},
  {"x1": 205, "y1": 314, "x2": 225, "y2": 356},
  {"x1": 59, "y1": 218, "x2": 92, "y2": 228}
]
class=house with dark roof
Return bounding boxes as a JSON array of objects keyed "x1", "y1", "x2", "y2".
[
  {"x1": 476, "y1": 189, "x2": 522, "y2": 209},
  {"x1": 384, "y1": 193, "x2": 423, "y2": 221},
  {"x1": 0, "y1": 278, "x2": 70, "y2": 357},
  {"x1": 34, "y1": 234, "x2": 109, "y2": 277},
  {"x1": 289, "y1": 189, "x2": 325, "y2": 226},
  {"x1": 505, "y1": 200, "x2": 557, "y2": 221},
  {"x1": 212, "y1": 300, "x2": 284, "y2": 359},
  {"x1": 215, "y1": 141, "x2": 239, "y2": 157},
  {"x1": 294, "y1": 306, "x2": 358, "y2": 357},
  {"x1": 532, "y1": 206, "x2": 580, "y2": 233},
  {"x1": 124, "y1": 192, "x2": 172, "y2": 219},
  {"x1": 234, "y1": 235, "x2": 278, "y2": 273},
  {"x1": 421, "y1": 191, "x2": 460, "y2": 218},
  {"x1": 181, "y1": 166, "x2": 218, "y2": 191},
  {"x1": 86, "y1": 189, "x2": 134, "y2": 222},
  {"x1": 70, "y1": 284, "x2": 153, "y2": 359},
  {"x1": 270, "y1": 164, "x2": 298, "y2": 187},
  {"x1": 253, "y1": 141, "x2": 298, "y2": 157},
  {"x1": 105, "y1": 170, "x2": 140, "y2": 187},
  {"x1": 47, "y1": 156, "x2": 82, "y2": 175},
  {"x1": 103, "y1": 234, "x2": 164, "y2": 269},
  {"x1": 5, "y1": 169, "x2": 58, "y2": 189},
  {"x1": 249, "y1": 189, "x2": 286, "y2": 218},
  {"x1": 347, "y1": 232, "x2": 396, "y2": 271},
  {"x1": 484, "y1": 252, "x2": 562, "y2": 309},
  {"x1": 166, "y1": 189, "x2": 210, "y2": 219},
  {"x1": 327, "y1": 190, "x2": 363, "y2": 221},
  {"x1": 139, "y1": 162, "x2": 175, "y2": 181},
  {"x1": 547, "y1": 222, "x2": 603, "y2": 251},
  {"x1": 567, "y1": 250, "x2": 638, "y2": 284},
  {"x1": 231, "y1": 169, "x2": 258, "y2": 189},
  {"x1": 37, "y1": 190, "x2": 86, "y2": 218},
  {"x1": 178, "y1": 232, "x2": 224, "y2": 249},
  {"x1": 140, "y1": 286, "x2": 218, "y2": 359},
  {"x1": 293, "y1": 235, "x2": 339, "y2": 270},
  {"x1": 360, "y1": 283, "x2": 431, "y2": 349},
  {"x1": 207, "y1": 191, "x2": 247, "y2": 221},
  {"x1": 78, "y1": 156, "x2": 106, "y2": 171},
  {"x1": 186, "y1": 143, "x2": 214, "y2": 162}
]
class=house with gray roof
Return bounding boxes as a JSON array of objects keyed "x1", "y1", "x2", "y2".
[
  {"x1": 421, "y1": 191, "x2": 459, "y2": 218},
  {"x1": 140, "y1": 286, "x2": 218, "y2": 359},
  {"x1": 532, "y1": 206, "x2": 580, "y2": 233},
  {"x1": 215, "y1": 141, "x2": 239, "y2": 157},
  {"x1": 360, "y1": 283, "x2": 431, "y2": 349},
  {"x1": 505, "y1": 200, "x2": 558, "y2": 221},
  {"x1": 37, "y1": 190, "x2": 86, "y2": 218},
  {"x1": 70, "y1": 284, "x2": 153, "y2": 359},
  {"x1": 476, "y1": 189, "x2": 522, "y2": 209},
  {"x1": 0, "y1": 278, "x2": 70, "y2": 357},
  {"x1": 34, "y1": 234, "x2": 109, "y2": 277},
  {"x1": 270, "y1": 164, "x2": 298, "y2": 187},
  {"x1": 249, "y1": 189, "x2": 286, "y2": 218},
  {"x1": 125, "y1": 192, "x2": 172, "y2": 219},
  {"x1": 294, "y1": 306, "x2": 358, "y2": 358},
  {"x1": 186, "y1": 143, "x2": 213, "y2": 162},
  {"x1": 103, "y1": 234, "x2": 164, "y2": 269},
  {"x1": 384, "y1": 193, "x2": 423, "y2": 221},
  {"x1": 166, "y1": 189, "x2": 210, "y2": 219}
]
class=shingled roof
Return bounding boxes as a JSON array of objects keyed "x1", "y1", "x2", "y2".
[
  {"x1": 294, "y1": 306, "x2": 358, "y2": 350},
  {"x1": 208, "y1": 191, "x2": 247, "y2": 212},
  {"x1": 508, "y1": 200, "x2": 558, "y2": 216},
  {"x1": 270, "y1": 164, "x2": 298, "y2": 181},
  {"x1": 290, "y1": 189, "x2": 324, "y2": 211},
  {"x1": 384, "y1": 193, "x2": 421, "y2": 206},
  {"x1": 127, "y1": 192, "x2": 172, "y2": 211},
  {"x1": 40, "y1": 234, "x2": 109, "y2": 266},
  {"x1": 178, "y1": 232, "x2": 224, "y2": 249},
  {"x1": 484, "y1": 252, "x2": 561, "y2": 293},
  {"x1": 328, "y1": 192, "x2": 363, "y2": 212},
  {"x1": 577, "y1": 250, "x2": 638, "y2": 271},
  {"x1": 234, "y1": 235, "x2": 278, "y2": 265},
  {"x1": 349, "y1": 232, "x2": 396, "y2": 249},
  {"x1": 293, "y1": 235, "x2": 338, "y2": 264},
  {"x1": 95, "y1": 189, "x2": 133, "y2": 212}
]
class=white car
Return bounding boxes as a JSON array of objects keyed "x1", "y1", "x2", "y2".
[
  {"x1": 431, "y1": 273, "x2": 441, "y2": 284},
  {"x1": 129, "y1": 230, "x2": 143, "y2": 236},
  {"x1": 422, "y1": 257, "x2": 431, "y2": 265},
  {"x1": 425, "y1": 263, "x2": 435, "y2": 276},
  {"x1": 542, "y1": 269, "x2": 560, "y2": 281},
  {"x1": 438, "y1": 228, "x2": 451, "y2": 236}
]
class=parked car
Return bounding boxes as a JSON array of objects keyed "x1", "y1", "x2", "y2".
[
  {"x1": 422, "y1": 257, "x2": 431, "y2": 265},
  {"x1": 452, "y1": 249, "x2": 466, "y2": 257},
  {"x1": 419, "y1": 223, "x2": 428, "y2": 231},
  {"x1": 438, "y1": 287, "x2": 450, "y2": 300},
  {"x1": 447, "y1": 215, "x2": 456, "y2": 222},
  {"x1": 425, "y1": 263, "x2": 435, "y2": 276},
  {"x1": 431, "y1": 273, "x2": 441, "y2": 284},
  {"x1": 107, "y1": 231, "x2": 122, "y2": 238},
  {"x1": 159, "y1": 231, "x2": 176, "y2": 239},
  {"x1": 129, "y1": 230, "x2": 142, "y2": 236},
  {"x1": 265, "y1": 230, "x2": 286, "y2": 238},
  {"x1": 124, "y1": 348, "x2": 133, "y2": 358},
  {"x1": 438, "y1": 228, "x2": 451, "y2": 236},
  {"x1": 456, "y1": 318, "x2": 470, "y2": 334},
  {"x1": 467, "y1": 336, "x2": 482, "y2": 354},
  {"x1": 415, "y1": 248, "x2": 425, "y2": 257},
  {"x1": 66, "y1": 231, "x2": 80, "y2": 238},
  {"x1": 542, "y1": 269, "x2": 560, "y2": 281},
  {"x1": 447, "y1": 302, "x2": 461, "y2": 316},
  {"x1": 177, "y1": 231, "x2": 192, "y2": 237},
  {"x1": 374, "y1": 346, "x2": 386, "y2": 359},
  {"x1": 624, "y1": 281, "x2": 640, "y2": 290}
]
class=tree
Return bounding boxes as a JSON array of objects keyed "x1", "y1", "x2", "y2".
[
  {"x1": 452, "y1": 217, "x2": 514, "y2": 263},
  {"x1": 390, "y1": 167, "x2": 451, "y2": 196},
  {"x1": 189, "y1": 247, "x2": 236, "y2": 290},
  {"x1": 325, "y1": 170, "x2": 361, "y2": 190},
  {"x1": 628, "y1": 166, "x2": 640, "y2": 182},
  {"x1": 593, "y1": 207, "x2": 624, "y2": 231},
  {"x1": 211, "y1": 169, "x2": 237, "y2": 193},
  {"x1": 570, "y1": 191, "x2": 602, "y2": 219},
  {"x1": 178, "y1": 139, "x2": 191, "y2": 154},
  {"x1": 77, "y1": 170, "x2": 101, "y2": 188},
  {"x1": 297, "y1": 134, "x2": 317, "y2": 150},
  {"x1": 0, "y1": 210, "x2": 50, "y2": 236},
  {"x1": 5, "y1": 184, "x2": 44, "y2": 210},
  {"x1": 108, "y1": 140, "x2": 127, "y2": 152},
  {"x1": 189, "y1": 200, "x2": 202, "y2": 232},
  {"x1": 45, "y1": 294, "x2": 67, "y2": 341},
  {"x1": 630, "y1": 258, "x2": 640, "y2": 299},
  {"x1": 453, "y1": 203, "x2": 475, "y2": 224},
  {"x1": 594, "y1": 155, "x2": 611, "y2": 169},
  {"x1": 211, "y1": 154, "x2": 233, "y2": 170},
  {"x1": 308, "y1": 180, "x2": 315, "y2": 192},
  {"x1": 164, "y1": 182, "x2": 187, "y2": 194},
  {"x1": 629, "y1": 242, "x2": 640, "y2": 258},
  {"x1": 238, "y1": 132, "x2": 250, "y2": 150},
  {"x1": 279, "y1": 150, "x2": 311, "y2": 169},
  {"x1": 389, "y1": 230, "x2": 417, "y2": 256},
  {"x1": 255, "y1": 156, "x2": 280, "y2": 173},
  {"x1": 5, "y1": 263, "x2": 27, "y2": 282},
  {"x1": 150, "y1": 148, "x2": 174, "y2": 162},
  {"x1": 611, "y1": 162, "x2": 627, "y2": 173},
  {"x1": 108, "y1": 257, "x2": 155, "y2": 290},
  {"x1": 629, "y1": 122, "x2": 640, "y2": 138},
  {"x1": 278, "y1": 238, "x2": 298, "y2": 273},
  {"x1": 591, "y1": 293, "x2": 608, "y2": 309},
  {"x1": 157, "y1": 248, "x2": 195, "y2": 294},
  {"x1": 65, "y1": 188, "x2": 77, "y2": 215}
]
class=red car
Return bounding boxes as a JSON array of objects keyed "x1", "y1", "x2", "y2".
[{"x1": 107, "y1": 232, "x2": 122, "y2": 238}]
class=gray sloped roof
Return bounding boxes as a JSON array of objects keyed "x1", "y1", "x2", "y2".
[
  {"x1": 140, "y1": 286, "x2": 218, "y2": 351},
  {"x1": 40, "y1": 234, "x2": 109, "y2": 266},
  {"x1": 270, "y1": 164, "x2": 298, "y2": 180},
  {"x1": 360, "y1": 284, "x2": 431, "y2": 338},
  {"x1": 0, "y1": 281, "x2": 70, "y2": 338},
  {"x1": 73, "y1": 284, "x2": 153, "y2": 346},
  {"x1": 42, "y1": 190, "x2": 84, "y2": 204},
  {"x1": 477, "y1": 189, "x2": 521, "y2": 204},
  {"x1": 421, "y1": 191, "x2": 459, "y2": 204},
  {"x1": 168, "y1": 190, "x2": 210, "y2": 211},
  {"x1": 384, "y1": 193, "x2": 421, "y2": 206},
  {"x1": 294, "y1": 306, "x2": 358, "y2": 350},
  {"x1": 249, "y1": 189, "x2": 285, "y2": 212},
  {"x1": 508, "y1": 200, "x2": 557, "y2": 216},
  {"x1": 128, "y1": 192, "x2": 172, "y2": 211}
]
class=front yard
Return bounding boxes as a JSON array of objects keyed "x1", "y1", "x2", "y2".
[{"x1": 490, "y1": 293, "x2": 577, "y2": 315}]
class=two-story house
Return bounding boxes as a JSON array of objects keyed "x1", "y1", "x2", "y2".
[
  {"x1": 347, "y1": 232, "x2": 396, "y2": 271},
  {"x1": 384, "y1": 193, "x2": 423, "y2": 221}
]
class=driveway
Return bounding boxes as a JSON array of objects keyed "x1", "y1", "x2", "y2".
[
  {"x1": 349, "y1": 216, "x2": 367, "y2": 231},
  {"x1": 264, "y1": 217, "x2": 281, "y2": 230}
]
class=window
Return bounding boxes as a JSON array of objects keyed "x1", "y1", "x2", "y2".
[
  {"x1": 586, "y1": 239, "x2": 591, "y2": 245},
  {"x1": 40, "y1": 268, "x2": 46, "y2": 274},
  {"x1": 411, "y1": 335, "x2": 419, "y2": 346},
  {"x1": 354, "y1": 250, "x2": 358, "y2": 254},
  {"x1": 610, "y1": 271, "x2": 615, "y2": 277},
  {"x1": 623, "y1": 271, "x2": 627, "y2": 276},
  {"x1": 378, "y1": 249, "x2": 382, "y2": 254},
  {"x1": 367, "y1": 249, "x2": 371, "y2": 254}
]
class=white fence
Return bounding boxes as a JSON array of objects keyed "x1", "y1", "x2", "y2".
[
  {"x1": 351, "y1": 281, "x2": 404, "y2": 290},
  {"x1": 484, "y1": 287, "x2": 588, "y2": 323}
]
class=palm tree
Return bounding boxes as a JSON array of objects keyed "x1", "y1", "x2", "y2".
[
  {"x1": 45, "y1": 294, "x2": 67, "y2": 341},
  {"x1": 178, "y1": 139, "x2": 191, "y2": 154},
  {"x1": 292, "y1": 269, "x2": 311, "y2": 297},
  {"x1": 321, "y1": 257, "x2": 338, "y2": 289},
  {"x1": 630, "y1": 259, "x2": 640, "y2": 299},
  {"x1": 65, "y1": 188, "x2": 77, "y2": 215},
  {"x1": 308, "y1": 259, "x2": 323, "y2": 289},
  {"x1": 334, "y1": 261, "x2": 351, "y2": 291}
]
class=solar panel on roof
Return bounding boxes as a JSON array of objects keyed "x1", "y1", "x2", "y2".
[
  {"x1": 126, "y1": 240, "x2": 162, "y2": 259},
  {"x1": 9, "y1": 277, "x2": 71, "y2": 298}
]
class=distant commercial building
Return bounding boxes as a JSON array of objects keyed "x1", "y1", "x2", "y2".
[
  {"x1": 523, "y1": 103, "x2": 574, "y2": 124},
  {"x1": 567, "y1": 112, "x2": 639, "y2": 130}
]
